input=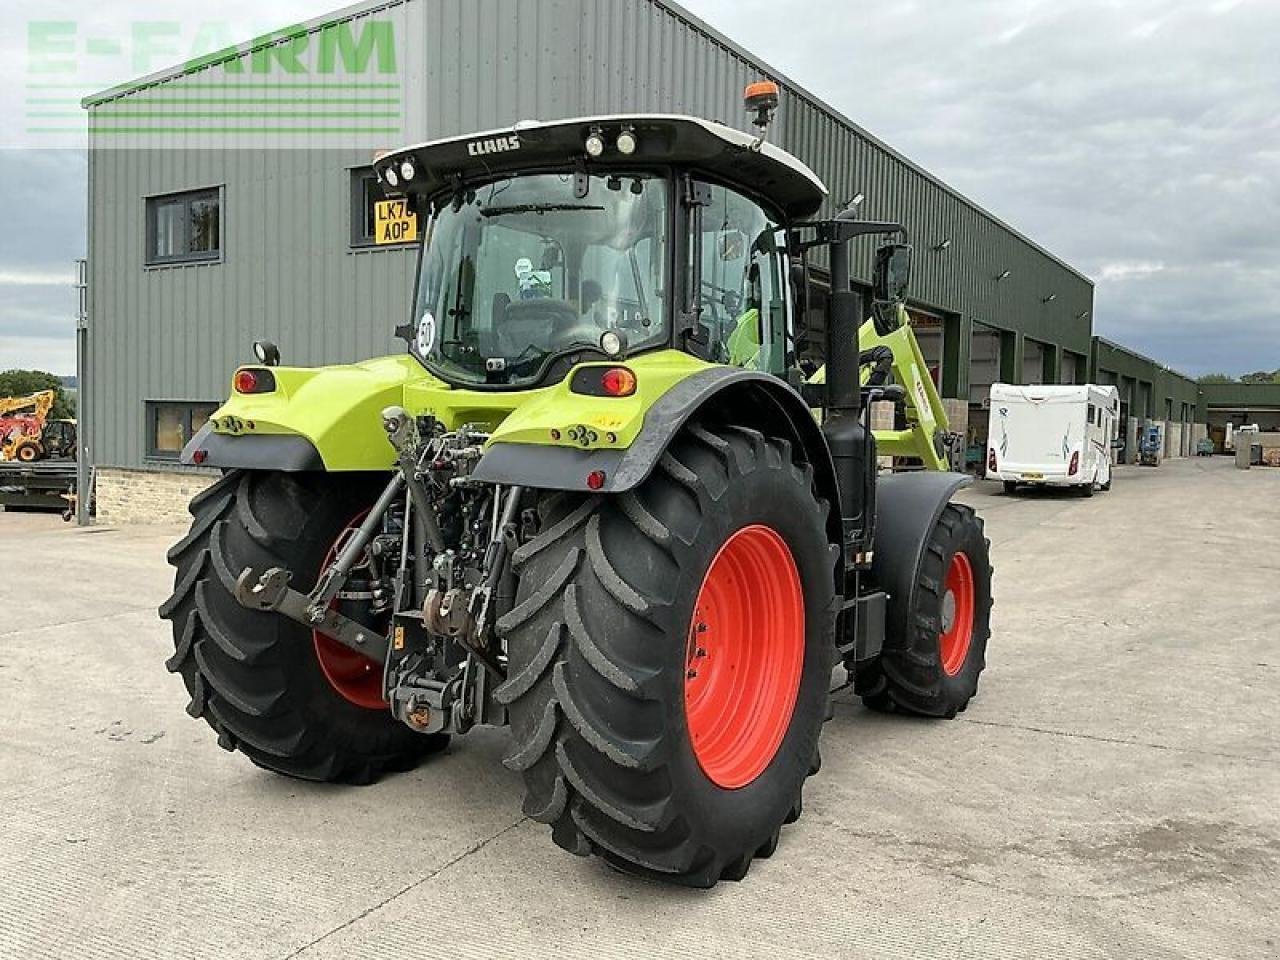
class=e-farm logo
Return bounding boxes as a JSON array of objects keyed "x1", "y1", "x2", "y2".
[{"x1": 23, "y1": 18, "x2": 405, "y2": 146}]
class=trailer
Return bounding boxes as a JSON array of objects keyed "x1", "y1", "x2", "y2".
[
  {"x1": 987, "y1": 383, "x2": 1118, "y2": 496},
  {"x1": 0, "y1": 459, "x2": 78, "y2": 514}
]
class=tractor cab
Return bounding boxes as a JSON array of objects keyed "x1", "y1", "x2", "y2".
[{"x1": 373, "y1": 113, "x2": 828, "y2": 389}]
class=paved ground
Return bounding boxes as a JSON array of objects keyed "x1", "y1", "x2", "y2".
[{"x1": 1, "y1": 456, "x2": 1277, "y2": 959}]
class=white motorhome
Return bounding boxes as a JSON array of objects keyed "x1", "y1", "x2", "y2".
[{"x1": 987, "y1": 383, "x2": 1120, "y2": 496}]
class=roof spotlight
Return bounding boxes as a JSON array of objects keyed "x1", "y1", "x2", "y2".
[
  {"x1": 399, "y1": 159, "x2": 416, "y2": 181},
  {"x1": 585, "y1": 127, "x2": 606, "y2": 158},
  {"x1": 384, "y1": 167, "x2": 399, "y2": 188},
  {"x1": 600, "y1": 329, "x2": 627, "y2": 357},
  {"x1": 252, "y1": 339, "x2": 281, "y2": 367},
  {"x1": 616, "y1": 126, "x2": 638, "y2": 155}
]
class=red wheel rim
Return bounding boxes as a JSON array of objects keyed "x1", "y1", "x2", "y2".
[
  {"x1": 312, "y1": 511, "x2": 386, "y2": 710},
  {"x1": 684, "y1": 524, "x2": 805, "y2": 790},
  {"x1": 939, "y1": 551, "x2": 975, "y2": 677}
]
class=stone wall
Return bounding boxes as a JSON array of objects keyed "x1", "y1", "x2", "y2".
[
  {"x1": 94, "y1": 467, "x2": 217, "y2": 525},
  {"x1": 870, "y1": 401, "x2": 895, "y2": 469},
  {"x1": 941, "y1": 398, "x2": 969, "y2": 440}
]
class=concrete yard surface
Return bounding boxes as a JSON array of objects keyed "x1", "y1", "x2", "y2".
[{"x1": 1, "y1": 456, "x2": 1276, "y2": 959}]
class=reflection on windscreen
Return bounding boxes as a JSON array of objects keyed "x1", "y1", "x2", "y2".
[{"x1": 413, "y1": 173, "x2": 668, "y2": 386}]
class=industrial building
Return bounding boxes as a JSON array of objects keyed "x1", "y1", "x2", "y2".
[
  {"x1": 1199, "y1": 382, "x2": 1280, "y2": 450},
  {"x1": 80, "y1": 0, "x2": 1182, "y2": 523},
  {"x1": 1089, "y1": 337, "x2": 1204, "y2": 462}
]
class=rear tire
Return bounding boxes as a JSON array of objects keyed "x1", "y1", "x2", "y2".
[
  {"x1": 860, "y1": 503, "x2": 991, "y2": 717},
  {"x1": 1002, "y1": 480, "x2": 1017, "y2": 495},
  {"x1": 1080, "y1": 482, "x2": 1095, "y2": 498},
  {"x1": 160, "y1": 470, "x2": 447, "y2": 784},
  {"x1": 497, "y1": 423, "x2": 838, "y2": 887}
]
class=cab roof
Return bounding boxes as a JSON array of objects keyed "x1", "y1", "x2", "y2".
[{"x1": 373, "y1": 114, "x2": 828, "y2": 221}]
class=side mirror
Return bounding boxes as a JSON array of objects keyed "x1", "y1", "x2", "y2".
[{"x1": 873, "y1": 243, "x2": 912, "y2": 304}]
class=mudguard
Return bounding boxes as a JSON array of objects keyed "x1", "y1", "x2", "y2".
[
  {"x1": 179, "y1": 355, "x2": 429, "y2": 471},
  {"x1": 869, "y1": 470, "x2": 972, "y2": 630},
  {"x1": 472, "y1": 367, "x2": 844, "y2": 548},
  {"x1": 182, "y1": 423, "x2": 324, "y2": 471}
]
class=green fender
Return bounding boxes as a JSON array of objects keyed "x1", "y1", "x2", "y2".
[
  {"x1": 472, "y1": 367, "x2": 845, "y2": 558},
  {"x1": 185, "y1": 350, "x2": 714, "y2": 473},
  {"x1": 183, "y1": 355, "x2": 431, "y2": 471}
]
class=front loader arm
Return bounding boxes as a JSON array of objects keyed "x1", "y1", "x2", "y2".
[
  {"x1": 858, "y1": 311, "x2": 952, "y2": 471},
  {"x1": 806, "y1": 307, "x2": 955, "y2": 471}
]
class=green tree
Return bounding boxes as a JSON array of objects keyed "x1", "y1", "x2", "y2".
[
  {"x1": 1240, "y1": 370, "x2": 1280, "y2": 384},
  {"x1": 1197, "y1": 373, "x2": 1234, "y2": 384},
  {"x1": 0, "y1": 369, "x2": 75, "y2": 420}
]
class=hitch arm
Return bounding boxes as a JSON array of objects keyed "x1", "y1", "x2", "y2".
[{"x1": 234, "y1": 566, "x2": 389, "y2": 665}]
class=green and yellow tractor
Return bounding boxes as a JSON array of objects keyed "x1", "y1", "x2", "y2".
[{"x1": 161, "y1": 86, "x2": 992, "y2": 887}]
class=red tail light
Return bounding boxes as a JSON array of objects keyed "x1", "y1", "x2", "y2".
[
  {"x1": 570, "y1": 366, "x2": 637, "y2": 397},
  {"x1": 1069, "y1": 451, "x2": 1080, "y2": 475},
  {"x1": 234, "y1": 368, "x2": 276, "y2": 394},
  {"x1": 600, "y1": 367, "x2": 637, "y2": 397},
  {"x1": 987, "y1": 448, "x2": 997, "y2": 472}
]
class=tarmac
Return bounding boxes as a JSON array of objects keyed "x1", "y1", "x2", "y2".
[{"x1": 1, "y1": 455, "x2": 1276, "y2": 959}]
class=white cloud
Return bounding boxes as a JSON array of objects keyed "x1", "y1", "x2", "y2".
[
  {"x1": 0, "y1": 269, "x2": 75, "y2": 287},
  {"x1": 1099, "y1": 261, "x2": 1167, "y2": 282},
  {"x1": 994, "y1": 22, "x2": 1029, "y2": 44},
  {"x1": 0, "y1": 337, "x2": 76, "y2": 375}
]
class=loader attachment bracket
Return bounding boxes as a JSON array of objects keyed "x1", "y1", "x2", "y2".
[{"x1": 234, "y1": 566, "x2": 389, "y2": 665}]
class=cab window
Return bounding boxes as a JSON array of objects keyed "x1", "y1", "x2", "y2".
[{"x1": 695, "y1": 184, "x2": 788, "y2": 374}]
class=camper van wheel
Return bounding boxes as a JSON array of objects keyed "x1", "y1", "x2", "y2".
[
  {"x1": 1079, "y1": 483, "x2": 1094, "y2": 498},
  {"x1": 1001, "y1": 481, "x2": 1017, "y2": 495}
]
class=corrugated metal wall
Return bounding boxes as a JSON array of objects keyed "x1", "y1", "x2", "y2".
[
  {"x1": 86, "y1": 0, "x2": 1093, "y2": 471},
  {"x1": 1197, "y1": 381, "x2": 1280, "y2": 420},
  {"x1": 1090, "y1": 338, "x2": 1199, "y2": 422}
]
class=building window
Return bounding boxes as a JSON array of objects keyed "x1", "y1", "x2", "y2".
[
  {"x1": 146, "y1": 401, "x2": 219, "y2": 460},
  {"x1": 350, "y1": 167, "x2": 418, "y2": 247},
  {"x1": 350, "y1": 168, "x2": 381, "y2": 246},
  {"x1": 146, "y1": 188, "x2": 221, "y2": 265}
]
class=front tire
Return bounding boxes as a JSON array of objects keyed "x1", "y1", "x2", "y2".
[
  {"x1": 497, "y1": 423, "x2": 838, "y2": 887},
  {"x1": 860, "y1": 503, "x2": 992, "y2": 717},
  {"x1": 160, "y1": 470, "x2": 447, "y2": 784}
]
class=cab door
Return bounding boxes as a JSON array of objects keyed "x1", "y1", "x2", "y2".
[{"x1": 693, "y1": 182, "x2": 789, "y2": 375}]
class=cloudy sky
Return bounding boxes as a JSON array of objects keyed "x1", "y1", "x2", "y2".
[{"x1": 1, "y1": 0, "x2": 1276, "y2": 376}]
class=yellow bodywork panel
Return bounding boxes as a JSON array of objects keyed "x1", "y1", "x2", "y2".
[{"x1": 207, "y1": 350, "x2": 712, "y2": 471}]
